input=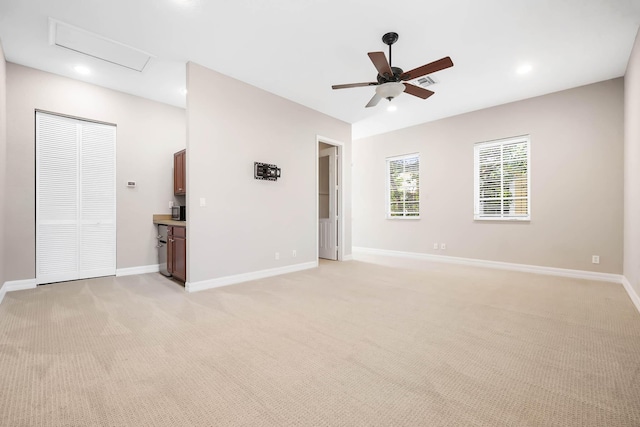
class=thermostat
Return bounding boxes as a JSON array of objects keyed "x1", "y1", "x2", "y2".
[{"x1": 126, "y1": 181, "x2": 136, "y2": 188}]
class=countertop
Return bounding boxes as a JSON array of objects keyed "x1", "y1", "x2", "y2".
[{"x1": 153, "y1": 214, "x2": 187, "y2": 227}]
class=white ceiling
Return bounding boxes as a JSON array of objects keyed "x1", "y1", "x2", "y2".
[{"x1": 1, "y1": 0, "x2": 639, "y2": 139}]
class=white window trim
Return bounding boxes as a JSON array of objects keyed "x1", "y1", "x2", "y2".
[
  {"x1": 386, "y1": 152, "x2": 420, "y2": 220},
  {"x1": 474, "y1": 135, "x2": 531, "y2": 221}
]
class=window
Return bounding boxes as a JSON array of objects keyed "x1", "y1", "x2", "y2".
[
  {"x1": 474, "y1": 136, "x2": 530, "y2": 220},
  {"x1": 386, "y1": 153, "x2": 420, "y2": 218}
]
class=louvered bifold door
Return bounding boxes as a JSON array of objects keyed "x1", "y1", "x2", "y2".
[
  {"x1": 36, "y1": 113, "x2": 80, "y2": 284},
  {"x1": 36, "y1": 112, "x2": 116, "y2": 285},
  {"x1": 79, "y1": 122, "x2": 116, "y2": 279}
]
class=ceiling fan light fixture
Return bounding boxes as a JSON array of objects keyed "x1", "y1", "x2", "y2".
[{"x1": 375, "y1": 82, "x2": 405, "y2": 101}]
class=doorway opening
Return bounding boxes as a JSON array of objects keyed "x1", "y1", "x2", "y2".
[{"x1": 317, "y1": 136, "x2": 344, "y2": 261}]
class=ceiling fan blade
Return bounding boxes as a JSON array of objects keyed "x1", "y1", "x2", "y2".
[
  {"x1": 400, "y1": 56, "x2": 454, "y2": 81},
  {"x1": 368, "y1": 52, "x2": 393, "y2": 78},
  {"x1": 365, "y1": 93, "x2": 382, "y2": 108},
  {"x1": 332, "y1": 82, "x2": 378, "y2": 90},
  {"x1": 403, "y1": 83, "x2": 435, "y2": 99}
]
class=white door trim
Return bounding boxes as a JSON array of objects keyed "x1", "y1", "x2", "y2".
[
  {"x1": 316, "y1": 135, "x2": 344, "y2": 261},
  {"x1": 319, "y1": 146, "x2": 337, "y2": 260}
]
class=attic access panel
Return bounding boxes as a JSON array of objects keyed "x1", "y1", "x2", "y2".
[{"x1": 49, "y1": 18, "x2": 153, "y2": 72}]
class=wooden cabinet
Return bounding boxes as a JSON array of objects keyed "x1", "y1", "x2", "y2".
[
  {"x1": 174, "y1": 149, "x2": 186, "y2": 195},
  {"x1": 167, "y1": 226, "x2": 186, "y2": 283}
]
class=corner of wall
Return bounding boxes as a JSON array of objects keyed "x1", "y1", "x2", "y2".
[
  {"x1": 0, "y1": 38, "x2": 7, "y2": 288},
  {"x1": 622, "y1": 276, "x2": 640, "y2": 314},
  {"x1": 185, "y1": 62, "x2": 351, "y2": 284},
  {"x1": 623, "y1": 26, "x2": 640, "y2": 309}
]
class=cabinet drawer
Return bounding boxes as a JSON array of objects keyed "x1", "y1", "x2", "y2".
[{"x1": 172, "y1": 226, "x2": 186, "y2": 238}]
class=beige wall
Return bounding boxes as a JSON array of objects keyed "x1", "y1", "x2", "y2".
[
  {"x1": 353, "y1": 79, "x2": 624, "y2": 273},
  {"x1": 186, "y1": 62, "x2": 351, "y2": 283},
  {"x1": 625, "y1": 29, "x2": 640, "y2": 295},
  {"x1": 5, "y1": 64, "x2": 186, "y2": 281},
  {"x1": 0, "y1": 41, "x2": 6, "y2": 286}
]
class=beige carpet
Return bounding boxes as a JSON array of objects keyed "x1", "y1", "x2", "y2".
[{"x1": 1, "y1": 259, "x2": 639, "y2": 426}]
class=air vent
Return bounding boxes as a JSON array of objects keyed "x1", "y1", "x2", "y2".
[
  {"x1": 415, "y1": 76, "x2": 438, "y2": 87},
  {"x1": 48, "y1": 18, "x2": 153, "y2": 72}
]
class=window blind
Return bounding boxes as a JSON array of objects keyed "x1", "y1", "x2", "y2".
[
  {"x1": 474, "y1": 136, "x2": 530, "y2": 220},
  {"x1": 387, "y1": 153, "x2": 420, "y2": 218}
]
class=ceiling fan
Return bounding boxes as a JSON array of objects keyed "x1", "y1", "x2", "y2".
[{"x1": 332, "y1": 32, "x2": 454, "y2": 108}]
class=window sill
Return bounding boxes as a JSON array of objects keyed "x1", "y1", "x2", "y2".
[
  {"x1": 386, "y1": 216, "x2": 421, "y2": 220},
  {"x1": 474, "y1": 217, "x2": 530, "y2": 222}
]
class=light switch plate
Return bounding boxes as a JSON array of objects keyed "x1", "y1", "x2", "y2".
[{"x1": 200, "y1": 197, "x2": 206, "y2": 207}]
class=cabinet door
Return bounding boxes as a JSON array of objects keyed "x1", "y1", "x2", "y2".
[
  {"x1": 171, "y1": 226, "x2": 186, "y2": 282},
  {"x1": 173, "y1": 234, "x2": 187, "y2": 282},
  {"x1": 167, "y1": 226, "x2": 174, "y2": 274},
  {"x1": 174, "y1": 150, "x2": 186, "y2": 195}
]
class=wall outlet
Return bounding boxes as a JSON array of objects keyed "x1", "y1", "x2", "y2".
[
  {"x1": 275, "y1": 252, "x2": 280, "y2": 260},
  {"x1": 592, "y1": 255, "x2": 600, "y2": 264},
  {"x1": 433, "y1": 243, "x2": 438, "y2": 250},
  {"x1": 199, "y1": 197, "x2": 206, "y2": 207},
  {"x1": 440, "y1": 243, "x2": 446, "y2": 250},
  {"x1": 292, "y1": 250, "x2": 297, "y2": 257},
  {"x1": 169, "y1": 201, "x2": 174, "y2": 209}
]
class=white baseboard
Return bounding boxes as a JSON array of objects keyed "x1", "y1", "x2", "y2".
[
  {"x1": 352, "y1": 247, "x2": 623, "y2": 284},
  {"x1": 116, "y1": 264, "x2": 160, "y2": 276},
  {"x1": 0, "y1": 266, "x2": 160, "y2": 306},
  {"x1": 2, "y1": 278, "x2": 37, "y2": 292},
  {"x1": 622, "y1": 276, "x2": 640, "y2": 314},
  {"x1": 342, "y1": 254, "x2": 354, "y2": 261},
  {"x1": 0, "y1": 278, "x2": 38, "y2": 305},
  {"x1": 186, "y1": 261, "x2": 318, "y2": 293}
]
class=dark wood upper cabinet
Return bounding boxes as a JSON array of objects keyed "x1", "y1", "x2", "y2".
[{"x1": 174, "y1": 149, "x2": 186, "y2": 196}]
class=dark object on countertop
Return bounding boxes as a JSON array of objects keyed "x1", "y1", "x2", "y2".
[{"x1": 171, "y1": 205, "x2": 186, "y2": 221}]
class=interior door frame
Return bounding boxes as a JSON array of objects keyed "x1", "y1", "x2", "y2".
[{"x1": 316, "y1": 135, "x2": 344, "y2": 261}]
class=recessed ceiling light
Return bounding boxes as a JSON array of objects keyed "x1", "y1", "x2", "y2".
[
  {"x1": 387, "y1": 104, "x2": 397, "y2": 112},
  {"x1": 74, "y1": 65, "x2": 91, "y2": 75},
  {"x1": 516, "y1": 63, "x2": 533, "y2": 75}
]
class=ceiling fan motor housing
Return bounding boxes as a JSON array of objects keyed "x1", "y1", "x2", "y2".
[{"x1": 377, "y1": 66, "x2": 404, "y2": 83}]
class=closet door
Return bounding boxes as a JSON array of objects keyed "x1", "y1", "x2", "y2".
[
  {"x1": 36, "y1": 112, "x2": 116, "y2": 285},
  {"x1": 79, "y1": 121, "x2": 116, "y2": 279},
  {"x1": 36, "y1": 113, "x2": 80, "y2": 284}
]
